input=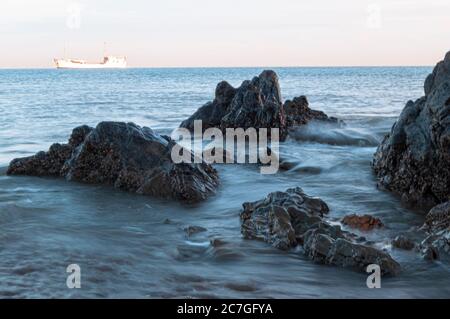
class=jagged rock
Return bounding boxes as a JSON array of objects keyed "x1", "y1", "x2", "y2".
[
  {"x1": 240, "y1": 187, "x2": 400, "y2": 275},
  {"x1": 421, "y1": 245, "x2": 440, "y2": 261},
  {"x1": 423, "y1": 201, "x2": 450, "y2": 232},
  {"x1": 420, "y1": 230, "x2": 450, "y2": 260},
  {"x1": 7, "y1": 122, "x2": 219, "y2": 203},
  {"x1": 7, "y1": 144, "x2": 72, "y2": 177},
  {"x1": 303, "y1": 227, "x2": 400, "y2": 276},
  {"x1": 420, "y1": 201, "x2": 450, "y2": 260},
  {"x1": 392, "y1": 235, "x2": 415, "y2": 250},
  {"x1": 180, "y1": 70, "x2": 286, "y2": 137},
  {"x1": 341, "y1": 214, "x2": 384, "y2": 231},
  {"x1": 373, "y1": 51, "x2": 450, "y2": 207},
  {"x1": 284, "y1": 96, "x2": 339, "y2": 127},
  {"x1": 180, "y1": 71, "x2": 338, "y2": 141},
  {"x1": 180, "y1": 81, "x2": 236, "y2": 131},
  {"x1": 220, "y1": 71, "x2": 285, "y2": 133},
  {"x1": 240, "y1": 187, "x2": 329, "y2": 250}
]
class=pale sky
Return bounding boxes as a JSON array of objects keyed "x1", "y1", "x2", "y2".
[{"x1": 1, "y1": 0, "x2": 449, "y2": 68}]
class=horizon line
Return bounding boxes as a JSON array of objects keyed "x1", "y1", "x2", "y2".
[{"x1": 0, "y1": 64, "x2": 434, "y2": 70}]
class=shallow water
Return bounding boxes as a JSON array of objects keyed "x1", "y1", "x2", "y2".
[{"x1": 0, "y1": 67, "x2": 449, "y2": 298}]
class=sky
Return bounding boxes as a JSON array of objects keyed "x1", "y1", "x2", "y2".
[{"x1": 1, "y1": 0, "x2": 449, "y2": 68}]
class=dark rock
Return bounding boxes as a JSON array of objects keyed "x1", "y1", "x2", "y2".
[
  {"x1": 240, "y1": 187, "x2": 329, "y2": 250},
  {"x1": 341, "y1": 214, "x2": 384, "y2": 231},
  {"x1": 221, "y1": 71, "x2": 285, "y2": 134},
  {"x1": 278, "y1": 160, "x2": 298, "y2": 171},
  {"x1": 284, "y1": 96, "x2": 340, "y2": 127},
  {"x1": 180, "y1": 81, "x2": 236, "y2": 131},
  {"x1": 420, "y1": 230, "x2": 449, "y2": 261},
  {"x1": 419, "y1": 201, "x2": 450, "y2": 260},
  {"x1": 392, "y1": 235, "x2": 415, "y2": 250},
  {"x1": 303, "y1": 227, "x2": 400, "y2": 276},
  {"x1": 181, "y1": 70, "x2": 286, "y2": 138},
  {"x1": 6, "y1": 126, "x2": 95, "y2": 177},
  {"x1": 428, "y1": 230, "x2": 450, "y2": 257},
  {"x1": 184, "y1": 225, "x2": 207, "y2": 236},
  {"x1": 7, "y1": 122, "x2": 219, "y2": 203},
  {"x1": 240, "y1": 187, "x2": 400, "y2": 275},
  {"x1": 423, "y1": 201, "x2": 450, "y2": 232},
  {"x1": 7, "y1": 143, "x2": 72, "y2": 177},
  {"x1": 421, "y1": 245, "x2": 440, "y2": 261},
  {"x1": 180, "y1": 71, "x2": 339, "y2": 141},
  {"x1": 210, "y1": 238, "x2": 227, "y2": 247},
  {"x1": 373, "y1": 51, "x2": 450, "y2": 207}
]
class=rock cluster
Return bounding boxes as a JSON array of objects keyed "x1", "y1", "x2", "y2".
[
  {"x1": 240, "y1": 187, "x2": 400, "y2": 275},
  {"x1": 7, "y1": 122, "x2": 219, "y2": 203},
  {"x1": 180, "y1": 70, "x2": 338, "y2": 141},
  {"x1": 373, "y1": 51, "x2": 450, "y2": 207}
]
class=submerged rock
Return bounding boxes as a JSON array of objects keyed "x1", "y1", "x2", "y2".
[
  {"x1": 240, "y1": 187, "x2": 400, "y2": 275},
  {"x1": 303, "y1": 227, "x2": 400, "y2": 276},
  {"x1": 7, "y1": 122, "x2": 219, "y2": 203},
  {"x1": 180, "y1": 71, "x2": 338, "y2": 141},
  {"x1": 341, "y1": 214, "x2": 384, "y2": 231},
  {"x1": 184, "y1": 225, "x2": 208, "y2": 236},
  {"x1": 392, "y1": 235, "x2": 415, "y2": 250},
  {"x1": 373, "y1": 51, "x2": 450, "y2": 207}
]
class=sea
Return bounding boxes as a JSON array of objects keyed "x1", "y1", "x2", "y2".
[{"x1": 1, "y1": 67, "x2": 449, "y2": 298}]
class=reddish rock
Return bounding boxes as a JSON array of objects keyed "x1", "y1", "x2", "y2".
[{"x1": 341, "y1": 214, "x2": 384, "y2": 231}]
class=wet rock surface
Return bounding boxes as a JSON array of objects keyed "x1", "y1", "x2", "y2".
[
  {"x1": 341, "y1": 214, "x2": 384, "y2": 231},
  {"x1": 180, "y1": 71, "x2": 338, "y2": 141},
  {"x1": 7, "y1": 122, "x2": 219, "y2": 203},
  {"x1": 240, "y1": 187, "x2": 400, "y2": 275},
  {"x1": 392, "y1": 235, "x2": 415, "y2": 250},
  {"x1": 303, "y1": 226, "x2": 400, "y2": 276},
  {"x1": 420, "y1": 201, "x2": 450, "y2": 260},
  {"x1": 180, "y1": 70, "x2": 286, "y2": 136},
  {"x1": 284, "y1": 95, "x2": 339, "y2": 127},
  {"x1": 180, "y1": 81, "x2": 237, "y2": 132},
  {"x1": 423, "y1": 201, "x2": 450, "y2": 232},
  {"x1": 373, "y1": 51, "x2": 450, "y2": 207}
]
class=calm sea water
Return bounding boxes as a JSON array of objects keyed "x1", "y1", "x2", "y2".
[{"x1": 1, "y1": 67, "x2": 449, "y2": 298}]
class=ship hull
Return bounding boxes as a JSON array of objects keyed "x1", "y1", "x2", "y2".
[{"x1": 54, "y1": 57, "x2": 127, "y2": 69}]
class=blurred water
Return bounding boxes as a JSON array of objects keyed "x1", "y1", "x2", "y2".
[{"x1": 1, "y1": 67, "x2": 449, "y2": 298}]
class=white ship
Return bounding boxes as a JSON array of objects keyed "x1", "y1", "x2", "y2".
[{"x1": 54, "y1": 56, "x2": 127, "y2": 69}]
